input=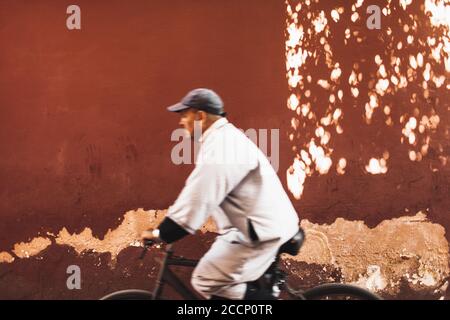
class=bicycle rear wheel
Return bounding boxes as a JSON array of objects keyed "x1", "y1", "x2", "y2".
[
  {"x1": 100, "y1": 289, "x2": 154, "y2": 300},
  {"x1": 303, "y1": 283, "x2": 382, "y2": 300}
]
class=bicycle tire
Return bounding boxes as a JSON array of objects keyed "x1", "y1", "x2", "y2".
[
  {"x1": 100, "y1": 289, "x2": 154, "y2": 300},
  {"x1": 302, "y1": 283, "x2": 382, "y2": 300}
]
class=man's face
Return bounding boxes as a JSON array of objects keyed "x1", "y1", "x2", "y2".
[{"x1": 178, "y1": 109, "x2": 201, "y2": 138}]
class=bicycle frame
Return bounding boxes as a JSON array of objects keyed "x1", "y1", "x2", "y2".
[
  {"x1": 151, "y1": 244, "x2": 201, "y2": 300},
  {"x1": 148, "y1": 243, "x2": 307, "y2": 300},
  {"x1": 127, "y1": 241, "x2": 381, "y2": 301}
]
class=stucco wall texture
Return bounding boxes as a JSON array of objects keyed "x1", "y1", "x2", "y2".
[{"x1": 0, "y1": 0, "x2": 448, "y2": 299}]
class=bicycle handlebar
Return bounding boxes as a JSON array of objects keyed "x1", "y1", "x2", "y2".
[{"x1": 139, "y1": 238, "x2": 172, "y2": 260}]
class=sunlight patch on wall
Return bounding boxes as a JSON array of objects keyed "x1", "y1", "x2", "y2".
[{"x1": 285, "y1": 0, "x2": 449, "y2": 199}]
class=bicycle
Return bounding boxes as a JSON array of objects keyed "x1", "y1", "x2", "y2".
[{"x1": 101, "y1": 228, "x2": 382, "y2": 300}]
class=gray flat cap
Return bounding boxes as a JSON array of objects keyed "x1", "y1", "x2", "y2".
[{"x1": 167, "y1": 88, "x2": 226, "y2": 116}]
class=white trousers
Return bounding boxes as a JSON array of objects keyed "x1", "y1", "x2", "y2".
[{"x1": 191, "y1": 231, "x2": 287, "y2": 300}]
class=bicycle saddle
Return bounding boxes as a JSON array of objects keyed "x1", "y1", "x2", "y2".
[{"x1": 277, "y1": 228, "x2": 305, "y2": 256}]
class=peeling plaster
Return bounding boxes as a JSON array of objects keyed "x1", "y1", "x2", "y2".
[
  {"x1": 355, "y1": 265, "x2": 388, "y2": 292},
  {"x1": 55, "y1": 209, "x2": 167, "y2": 263},
  {"x1": 0, "y1": 209, "x2": 217, "y2": 266},
  {"x1": 0, "y1": 251, "x2": 14, "y2": 263},
  {"x1": 12, "y1": 237, "x2": 52, "y2": 259},
  {"x1": 1, "y1": 209, "x2": 448, "y2": 296},
  {"x1": 287, "y1": 211, "x2": 449, "y2": 294}
]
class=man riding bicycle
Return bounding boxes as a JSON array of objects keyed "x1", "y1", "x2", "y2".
[{"x1": 141, "y1": 88, "x2": 300, "y2": 300}]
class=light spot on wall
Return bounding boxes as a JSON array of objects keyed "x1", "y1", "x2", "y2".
[
  {"x1": 365, "y1": 158, "x2": 388, "y2": 174},
  {"x1": 288, "y1": 93, "x2": 300, "y2": 110},
  {"x1": 336, "y1": 158, "x2": 347, "y2": 175},
  {"x1": 287, "y1": 158, "x2": 307, "y2": 200},
  {"x1": 312, "y1": 10, "x2": 327, "y2": 33},
  {"x1": 330, "y1": 9, "x2": 340, "y2": 22},
  {"x1": 400, "y1": 0, "x2": 413, "y2": 10}
]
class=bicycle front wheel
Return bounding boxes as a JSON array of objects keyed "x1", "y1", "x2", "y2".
[
  {"x1": 303, "y1": 283, "x2": 382, "y2": 300},
  {"x1": 100, "y1": 289, "x2": 154, "y2": 300}
]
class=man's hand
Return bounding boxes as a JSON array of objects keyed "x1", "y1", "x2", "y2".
[
  {"x1": 140, "y1": 228, "x2": 161, "y2": 247},
  {"x1": 141, "y1": 229, "x2": 160, "y2": 240},
  {"x1": 138, "y1": 229, "x2": 161, "y2": 259},
  {"x1": 141, "y1": 228, "x2": 159, "y2": 240}
]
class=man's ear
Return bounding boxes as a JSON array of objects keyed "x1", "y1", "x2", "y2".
[{"x1": 197, "y1": 110, "x2": 207, "y2": 122}]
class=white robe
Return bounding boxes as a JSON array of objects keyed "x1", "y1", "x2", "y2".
[{"x1": 167, "y1": 118, "x2": 300, "y2": 299}]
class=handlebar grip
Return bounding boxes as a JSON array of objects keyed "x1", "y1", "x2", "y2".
[
  {"x1": 138, "y1": 239, "x2": 155, "y2": 260},
  {"x1": 143, "y1": 239, "x2": 155, "y2": 247}
]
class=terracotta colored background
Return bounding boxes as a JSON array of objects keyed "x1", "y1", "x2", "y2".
[{"x1": 0, "y1": 0, "x2": 448, "y2": 299}]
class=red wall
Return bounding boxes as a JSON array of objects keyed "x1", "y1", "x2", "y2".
[
  {"x1": 0, "y1": 0, "x2": 448, "y2": 299},
  {"x1": 0, "y1": 0, "x2": 291, "y2": 247}
]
